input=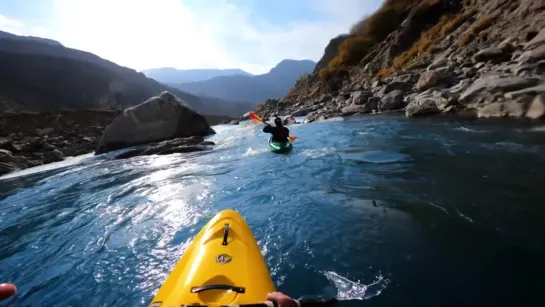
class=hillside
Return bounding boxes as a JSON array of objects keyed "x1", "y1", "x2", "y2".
[
  {"x1": 0, "y1": 30, "x2": 63, "y2": 47},
  {"x1": 173, "y1": 59, "x2": 316, "y2": 104},
  {"x1": 0, "y1": 32, "x2": 250, "y2": 118},
  {"x1": 142, "y1": 67, "x2": 253, "y2": 83},
  {"x1": 256, "y1": 0, "x2": 545, "y2": 122}
]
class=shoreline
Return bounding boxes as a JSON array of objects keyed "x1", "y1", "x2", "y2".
[{"x1": 0, "y1": 109, "x2": 233, "y2": 176}]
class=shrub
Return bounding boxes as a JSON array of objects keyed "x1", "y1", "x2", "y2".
[{"x1": 326, "y1": 0, "x2": 422, "y2": 75}]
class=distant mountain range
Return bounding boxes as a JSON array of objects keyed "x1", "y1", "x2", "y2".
[
  {"x1": 0, "y1": 31, "x2": 253, "y2": 118},
  {"x1": 142, "y1": 68, "x2": 253, "y2": 84},
  {"x1": 156, "y1": 60, "x2": 316, "y2": 103}
]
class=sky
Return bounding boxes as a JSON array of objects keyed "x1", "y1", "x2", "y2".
[{"x1": 0, "y1": 0, "x2": 383, "y2": 74}]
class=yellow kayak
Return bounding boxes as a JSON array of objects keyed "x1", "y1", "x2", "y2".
[{"x1": 150, "y1": 209, "x2": 276, "y2": 307}]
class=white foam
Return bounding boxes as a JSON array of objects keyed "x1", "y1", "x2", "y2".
[
  {"x1": 454, "y1": 126, "x2": 490, "y2": 133},
  {"x1": 323, "y1": 271, "x2": 390, "y2": 300},
  {"x1": 0, "y1": 153, "x2": 95, "y2": 181},
  {"x1": 300, "y1": 148, "x2": 335, "y2": 158},
  {"x1": 528, "y1": 125, "x2": 545, "y2": 132},
  {"x1": 242, "y1": 147, "x2": 269, "y2": 157}
]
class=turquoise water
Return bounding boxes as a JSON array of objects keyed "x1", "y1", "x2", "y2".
[{"x1": 1, "y1": 116, "x2": 545, "y2": 306}]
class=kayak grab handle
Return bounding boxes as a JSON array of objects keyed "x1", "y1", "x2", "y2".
[
  {"x1": 191, "y1": 284, "x2": 245, "y2": 294},
  {"x1": 222, "y1": 223, "x2": 230, "y2": 246}
]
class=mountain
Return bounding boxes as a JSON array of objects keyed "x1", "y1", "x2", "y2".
[
  {"x1": 172, "y1": 59, "x2": 316, "y2": 103},
  {"x1": 0, "y1": 31, "x2": 250, "y2": 118},
  {"x1": 142, "y1": 68, "x2": 253, "y2": 83},
  {"x1": 0, "y1": 30, "x2": 63, "y2": 47}
]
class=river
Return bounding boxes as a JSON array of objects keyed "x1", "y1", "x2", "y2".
[{"x1": 1, "y1": 115, "x2": 544, "y2": 307}]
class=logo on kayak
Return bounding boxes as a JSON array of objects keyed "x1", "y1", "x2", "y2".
[{"x1": 216, "y1": 254, "x2": 232, "y2": 265}]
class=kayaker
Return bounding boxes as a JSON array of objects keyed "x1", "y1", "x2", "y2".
[
  {"x1": 263, "y1": 117, "x2": 290, "y2": 143},
  {"x1": 267, "y1": 292, "x2": 297, "y2": 307}
]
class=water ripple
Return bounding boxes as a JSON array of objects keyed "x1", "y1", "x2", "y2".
[{"x1": 1, "y1": 118, "x2": 545, "y2": 306}]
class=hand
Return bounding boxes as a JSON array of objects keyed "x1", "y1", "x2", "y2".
[
  {"x1": 0, "y1": 283, "x2": 16, "y2": 301},
  {"x1": 267, "y1": 292, "x2": 296, "y2": 307}
]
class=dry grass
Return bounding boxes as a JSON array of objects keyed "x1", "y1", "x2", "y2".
[
  {"x1": 440, "y1": 9, "x2": 476, "y2": 36},
  {"x1": 458, "y1": 15, "x2": 496, "y2": 47},
  {"x1": 374, "y1": 9, "x2": 476, "y2": 79},
  {"x1": 321, "y1": 0, "x2": 424, "y2": 80},
  {"x1": 376, "y1": 67, "x2": 395, "y2": 80}
]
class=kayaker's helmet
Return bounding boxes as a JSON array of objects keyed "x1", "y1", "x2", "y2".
[{"x1": 274, "y1": 117, "x2": 282, "y2": 126}]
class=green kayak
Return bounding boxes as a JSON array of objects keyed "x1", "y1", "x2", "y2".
[{"x1": 268, "y1": 137, "x2": 293, "y2": 154}]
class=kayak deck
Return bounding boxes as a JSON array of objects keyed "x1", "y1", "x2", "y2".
[
  {"x1": 150, "y1": 209, "x2": 275, "y2": 307},
  {"x1": 268, "y1": 137, "x2": 293, "y2": 154}
]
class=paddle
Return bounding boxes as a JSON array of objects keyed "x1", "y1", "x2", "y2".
[{"x1": 249, "y1": 112, "x2": 298, "y2": 142}]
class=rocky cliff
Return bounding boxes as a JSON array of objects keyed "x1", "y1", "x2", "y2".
[{"x1": 255, "y1": 0, "x2": 545, "y2": 122}]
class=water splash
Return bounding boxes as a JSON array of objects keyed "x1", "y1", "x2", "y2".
[
  {"x1": 299, "y1": 148, "x2": 335, "y2": 158},
  {"x1": 322, "y1": 271, "x2": 390, "y2": 300},
  {"x1": 454, "y1": 126, "x2": 490, "y2": 133}
]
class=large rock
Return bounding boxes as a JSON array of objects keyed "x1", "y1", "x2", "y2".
[
  {"x1": 477, "y1": 101, "x2": 528, "y2": 118},
  {"x1": 376, "y1": 82, "x2": 411, "y2": 98},
  {"x1": 459, "y1": 76, "x2": 541, "y2": 104},
  {"x1": 0, "y1": 149, "x2": 14, "y2": 163},
  {"x1": 428, "y1": 58, "x2": 448, "y2": 70},
  {"x1": 416, "y1": 69, "x2": 449, "y2": 91},
  {"x1": 517, "y1": 45, "x2": 545, "y2": 64},
  {"x1": 513, "y1": 60, "x2": 545, "y2": 76},
  {"x1": 379, "y1": 90, "x2": 405, "y2": 111},
  {"x1": 504, "y1": 84, "x2": 545, "y2": 100},
  {"x1": 473, "y1": 47, "x2": 512, "y2": 64},
  {"x1": 0, "y1": 162, "x2": 19, "y2": 176},
  {"x1": 341, "y1": 100, "x2": 376, "y2": 115},
  {"x1": 95, "y1": 92, "x2": 215, "y2": 154},
  {"x1": 349, "y1": 91, "x2": 372, "y2": 105},
  {"x1": 525, "y1": 28, "x2": 545, "y2": 50},
  {"x1": 290, "y1": 108, "x2": 312, "y2": 117},
  {"x1": 405, "y1": 100, "x2": 440, "y2": 117},
  {"x1": 526, "y1": 94, "x2": 545, "y2": 119}
]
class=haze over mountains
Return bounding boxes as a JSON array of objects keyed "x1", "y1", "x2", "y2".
[
  {"x1": 142, "y1": 68, "x2": 253, "y2": 84},
  {"x1": 156, "y1": 59, "x2": 316, "y2": 104},
  {"x1": 0, "y1": 30, "x2": 314, "y2": 119}
]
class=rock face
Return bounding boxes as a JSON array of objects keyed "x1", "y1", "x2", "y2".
[
  {"x1": 459, "y1": 76, "x2": 540, "y2": 104},
  {"x1": 95, "y1": 92, "x2": 215, "y2": 155},
  {"x1": 253, "y1": 0, "x2": 545, "y2": 122},
  {"x1": 417, "y1": 69, "x2": 449, "y2": 91}
]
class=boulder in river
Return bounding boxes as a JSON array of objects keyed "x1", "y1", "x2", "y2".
[
  {"x1": 378, "y1": 90, "x2": 405, "y2": 111},
  {"x1": 114, "y1": 136, "x2": 215, "y2": 160},
  {"x1": 95, "y1": 91, "x2": 215, "y2": 154},
  {"x1": 459, "y1": 76, "x2": 540, "y2": 104},
  {"x1": 526, "y1": 94, "x2": 545, "y2": 119}
]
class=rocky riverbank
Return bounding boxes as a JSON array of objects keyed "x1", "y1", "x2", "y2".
[
  {"x1": 255, "y1": 1, "x2": 545, "y2": 123},
  {"x1": 0, "y1": 92, "x2": 232, "y2": 176},
  {"x1": 0, "y1": 109, "x2": 121, "y2": 175}
]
